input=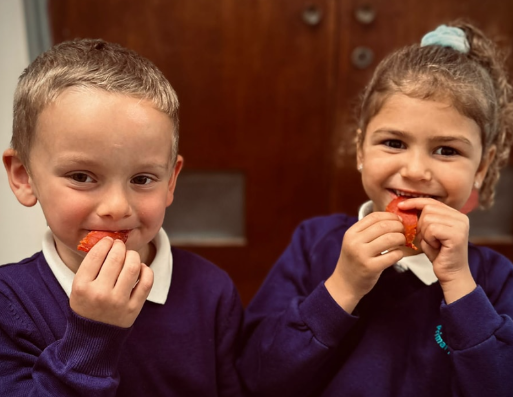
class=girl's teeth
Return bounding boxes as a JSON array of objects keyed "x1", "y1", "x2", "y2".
[{"x1": 393, "y1": 190, "x2": 431, "y2": 198}]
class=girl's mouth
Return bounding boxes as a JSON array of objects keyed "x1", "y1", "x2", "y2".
[{"x1": 390, "y1": 189, "x2": 437, "y2": 199}]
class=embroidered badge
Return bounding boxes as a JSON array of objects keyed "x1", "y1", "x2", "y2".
[{"x1": 434, "y1": 325, "x2": 450, "y2": 355}]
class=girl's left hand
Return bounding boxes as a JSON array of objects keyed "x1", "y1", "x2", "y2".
[{"x1": 398, "y1": 198, "x2": 477, "y2": 303}]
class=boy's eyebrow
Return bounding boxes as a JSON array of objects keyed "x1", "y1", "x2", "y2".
[
  {"x1": 57, "y1": 155, "x2": 170, "y2": 170},
  {"x1": 373, "y1": 129, "x2": 473, "y2": 146}
]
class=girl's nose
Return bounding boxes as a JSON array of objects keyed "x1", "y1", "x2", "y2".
[
  {"x1": 400, "y1": 152, "x2": 432, "y2": 181},
  {"x1": 96, "y1": 185, "x2": 132, "y2": 220}
]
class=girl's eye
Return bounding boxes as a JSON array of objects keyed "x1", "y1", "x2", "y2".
[
  {"x1": 131, "y1": 175, "x2": 153, "y2": 185},
  {"x1": 69, "y1": 173, "x2": 93, "y2": 183},
  {"x1": 383, "y1": 139, "x2": 405, "y2": 149},
  {"x1": 434, "y1": 146, "x2": 459, "y2": 156}
]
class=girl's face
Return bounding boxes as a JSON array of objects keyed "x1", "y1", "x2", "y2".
[{"x1": 357, "y1": 94, "x2": 495, "y2": 213}]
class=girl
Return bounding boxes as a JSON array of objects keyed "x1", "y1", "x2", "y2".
[{"x1": 238, "y1": 22, "x2": 513, "y2": 397}]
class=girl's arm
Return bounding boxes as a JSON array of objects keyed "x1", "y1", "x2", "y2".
[
  {"x1": 400, "y1": 198, "x2": 513, "y2": 396},
  {"x1": 238, "y1": 214, "x2": 403, "y2": 397},
  {"x1": 444, "y1": 278, "x2": 513, "y2": 397}
]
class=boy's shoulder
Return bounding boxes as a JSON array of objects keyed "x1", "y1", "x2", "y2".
[
  {"x1": 0, "y1": 251, "x2": 46, "y2": 282},
  {"x1": 0, "y1": 251, "x2": 62, "y2": 306},
  {"x1": 170, "y1": 246, "x2": 236, "y2": 289}
]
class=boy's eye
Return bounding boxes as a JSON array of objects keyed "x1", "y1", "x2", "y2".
[
  {"x1": 69, "y1": 173, "x2": 93, "y2": 183},
  {"x1": 434, "y1": 146, "x2": 459, "y2": 156},
  {"x1": 383, "y1": 139, "x2": 405, "y2": 149},
  {"x1": 131, "y1": 175, "x2": 153, "y2": 185}
]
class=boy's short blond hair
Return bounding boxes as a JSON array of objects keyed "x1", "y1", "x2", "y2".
[{"x1": 12, "y1": 38, "x2": 179, "y2": 168}]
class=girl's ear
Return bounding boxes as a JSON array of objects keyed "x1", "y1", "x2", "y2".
[
  {"x1": 475, "y1": 145, "x2": 496, "y2": 186},
  {"x1": 2, "y1": 149, "x2": 38, "y2": 207},
  {"x1": 356, "y1": 128, "x2": 364, "y2": 169},
  {"x1": 166, "y1": 154, "x2": 184, "y2": 207}
]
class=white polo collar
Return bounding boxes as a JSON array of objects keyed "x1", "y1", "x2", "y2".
[
  {"x1": 42, "y1": 227, "x2": 172, "y2": 304},
  {"x1": 358, "y1": 201, "x2": 438, "y2": 285}
]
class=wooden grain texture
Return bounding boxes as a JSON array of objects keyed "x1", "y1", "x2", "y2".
[{"x1": 48, "y1": 0, "x2": 513, "y2": 303}]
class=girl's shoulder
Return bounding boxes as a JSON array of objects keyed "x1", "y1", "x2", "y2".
[
  {"x1": 291, "y1": 213, "x2": 358, "y2": 255},
  {"x1": 468, "y1": 243, "x2": 513, "y2": 300}
]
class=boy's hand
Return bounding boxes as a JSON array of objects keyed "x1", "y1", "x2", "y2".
[
  {"x1": 70, "y1": 237, "x2": 154, "y2": 328},
  {"x1": 399, "y1": 198, "x2": 476, "y2": 303},
  {"x1": 326, "y1": 212, "x2": 405, "y2": 313}
]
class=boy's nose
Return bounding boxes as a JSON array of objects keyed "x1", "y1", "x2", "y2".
[
  {"x1": 400, "y1": 152, "x2": 432, "y2": 181},
  {"x1": 96, "y1": 186, "x2": 132, "y2": 220}
]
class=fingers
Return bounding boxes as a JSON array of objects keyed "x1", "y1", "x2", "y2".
[
  {"x1": 354, "y1": 211, "x2": 403, "y2": 232},
  {"x1": 96, "y1": 239, "x2": 127, "y2": 288},
  {"x1": 114, "y1": 250, "x2": 144, "y2": 294},
  {"x1": 361, "y1": 219, "x2": 405, "y2": 246},
  {"x1": 367, "y1": 232, "x2": 406, "y2": 257},
  {"x1": 75, "y1": 237, "x2": 115, "y2": 281},
  {"x1": 130, "y1": 263, "x2": 154, "y2": 303},
  {"x1": 397, "y1": 197, "x2": 438, "y2": 211},
  {"x1": 347, "y1": 212, "x2": 405, "y2": 255}
]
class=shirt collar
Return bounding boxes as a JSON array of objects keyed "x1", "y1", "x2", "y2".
[
  {"x1": 42, "y1": 228, "x2": 173, "y2": 304},
  {"x1": 358, "y1": 201, "x2": 438, "y2": 285}
]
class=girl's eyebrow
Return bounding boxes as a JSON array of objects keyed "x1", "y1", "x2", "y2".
[
  {"x1": 372, "y1": 128, "x2": 473, "y2": 146},
  {"x1": 430, "y1": 135, "x2": 473, "y2": 147}
]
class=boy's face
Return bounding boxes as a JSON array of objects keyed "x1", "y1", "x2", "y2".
[{"x1": 25, "y1": 88, "x2": 182, "y2": 271}]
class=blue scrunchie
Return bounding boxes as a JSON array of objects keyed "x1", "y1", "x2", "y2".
[{"x1": 420, "y1": 25, "x2": 470, "y2": 54}]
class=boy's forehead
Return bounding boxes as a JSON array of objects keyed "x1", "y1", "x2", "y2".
[{"x1": 33, "y1": 88, "x2": 175, "y2": 151}]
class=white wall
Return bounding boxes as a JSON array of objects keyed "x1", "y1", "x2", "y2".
[{"x1": 0, "y1": 0, "x2": 47, "y2": 265}]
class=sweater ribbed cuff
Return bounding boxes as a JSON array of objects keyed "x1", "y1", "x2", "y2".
[
  {"x1": 440, "y1": 285, "x2": 502, "y2": 351},
  {"x1": 299, "y1": 282, "x2": 358, "y2": 348},
  {"x1": 57, "y1": 310, "x2": 132, "y2": 377}
]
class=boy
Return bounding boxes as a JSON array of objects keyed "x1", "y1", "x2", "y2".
[{"x1": 0, "y1": 39, "x2": 243, "y2": 396}]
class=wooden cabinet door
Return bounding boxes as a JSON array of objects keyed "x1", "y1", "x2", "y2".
[
  {"x1": 49, "y1": 0, "x2": 339, "y2": 304},
  {"x1": 49, "y1": 0, "x2": 513, "y2": 304}
]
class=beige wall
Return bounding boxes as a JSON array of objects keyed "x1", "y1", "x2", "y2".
[{"x1": 0, "y1": 0, "x2": 46, "y2": 265}]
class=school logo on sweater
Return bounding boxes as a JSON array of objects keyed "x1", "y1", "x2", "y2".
[{"x1": 434, "y1": 325, "x2": 450, "y2": 355}]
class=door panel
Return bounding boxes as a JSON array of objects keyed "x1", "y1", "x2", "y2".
[
  {"x1": 49, "y1": 0, "x2": 338, "y2": 304},
  {"x1": 48, "y1": 0, "x2": 513, "y2": 304},
  {"x1": 332, "y1": 0, "x2": 513, "y2": 260}
]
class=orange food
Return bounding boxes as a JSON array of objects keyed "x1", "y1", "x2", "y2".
[
  {"x1": 385, "y1": 196, "x2": 418, "y2": 250},
  {"x1": 77, "y1": 230, "x2": 129, "y2": 252}
]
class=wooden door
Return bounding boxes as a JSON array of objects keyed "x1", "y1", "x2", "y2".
[{"x1": 48, "y1": 0, "x2": 513, "y2": 304}]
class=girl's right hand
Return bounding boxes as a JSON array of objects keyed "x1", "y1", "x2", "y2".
[{"x1": 325, "y1": 212, "x2": 405, "y2": 313}]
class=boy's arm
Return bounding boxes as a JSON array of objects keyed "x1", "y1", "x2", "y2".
[
  {"x1": 215, "y1": 280, "x2": 245, "y2": 397},
  {"x1": 0, "y1": 238, "x2": 153, "y2": 396},
  {"x1": 0, "y1": 293, "x2": 131, "y2": 396},
  {"x1": 237, "y1": 219, "x2": 359, "y2": 397},
  {"x1": 442, "y1": 252, "x2": 513, "y2": 397}
]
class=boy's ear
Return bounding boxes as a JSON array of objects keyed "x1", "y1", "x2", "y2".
[
  {"x1": 2, "y1": 149, "x2": 38, "y2": 207},
  {"x1": 166, "y1": 154, "x2": 184, "y2": 207}
]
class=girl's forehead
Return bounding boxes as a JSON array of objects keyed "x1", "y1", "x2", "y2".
[{"x1": 365, "y1": 94, "x2": 482, "y2": 143}]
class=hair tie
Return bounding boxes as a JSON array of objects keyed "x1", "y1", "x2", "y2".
[{"x1": 420, "y1": 25, "x2": 470, "y2": 54}]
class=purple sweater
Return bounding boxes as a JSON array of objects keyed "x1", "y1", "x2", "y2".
[
  {"x1": 0, "y1": 248, "x2": 243, "y2": 396},
  {"x1": 238, "y1": 214, "x2": 513, "y2": 397}
]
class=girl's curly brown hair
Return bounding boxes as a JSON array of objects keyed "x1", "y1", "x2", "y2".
[{"x1": 356, "y1": 21, "x2": 513, "y2": 209}]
